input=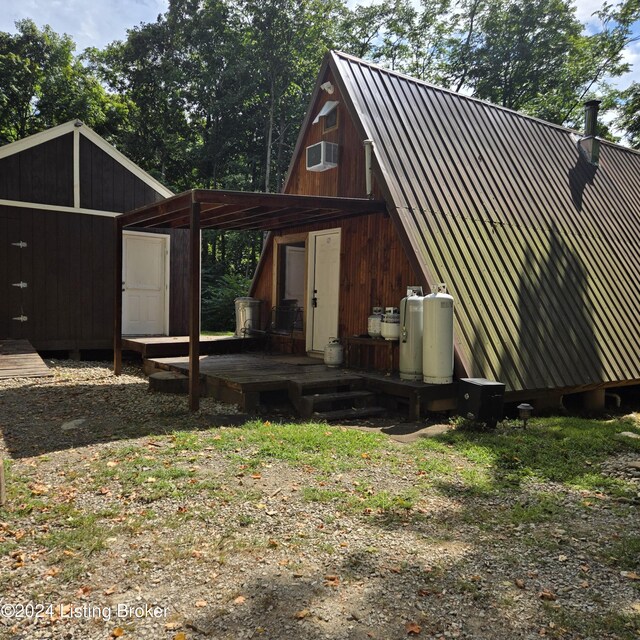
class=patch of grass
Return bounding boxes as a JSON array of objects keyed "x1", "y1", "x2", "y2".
[
  {"x1": 414, "y1": 415, "x2": 640, "y2": 495},
  {"x1": 506, "y1": 493, "x2": 563, "y2": 524},
  {"x1": 543, "y1": 604, "x2": 640, "y2": 639},
  {"x1": 41, "y1": 512, "x2": 109, "y2": 555},
  {"x1": 604, "y1": 534, "x2": 640, "y2": 570},
  {"x1": 201, "y1": 420, "x2": 386, "y2": 472}
]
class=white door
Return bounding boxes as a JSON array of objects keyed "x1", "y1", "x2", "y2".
[
  {"x1": 122, "y1": 232, "x2": 169, "y2": 336},
  {"x1": 307, "y1": 228, "x2": 341, "y2": 353}
]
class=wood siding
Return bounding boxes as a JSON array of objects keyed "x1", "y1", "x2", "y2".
[
  {"x1": 0, "y1": 133, "x2": 73, "y2": 206},
  {"x1": 252, "y1": 70, "x2": 418, "y2": 370},
  {"x1": 79, "y1": 136, "x2": 164, "y2": 212},
  {"x1": 0, "y1": 206, "x2": 188, "y2": 349}
]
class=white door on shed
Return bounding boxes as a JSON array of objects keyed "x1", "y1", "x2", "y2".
[
  {"x1": 122, "y1": 232, "x2": 169, "y2": 335},
  {"x1": 307, "y1": 228, "x2": 341, "y2": 353}
]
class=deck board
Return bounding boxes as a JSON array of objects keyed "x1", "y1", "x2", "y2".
[
  {"x1": 122, "y1": 335, "x2": 261, "y2": 358},
  {"x1": 0, "y1": 339, "x2": 52, "y2": 379}
]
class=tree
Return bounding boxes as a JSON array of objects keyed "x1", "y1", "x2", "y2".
[
  {"x1": 618, "y1": 82, "x2": 640, "y2": 148},
  {"x1": 0, "y1": 19, "x2": 123, "y2": 144}
]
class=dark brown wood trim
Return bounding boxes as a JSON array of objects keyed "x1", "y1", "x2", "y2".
[
  {"x1": 188, "y1": 199, "x2": 201, "y2": 411},
  {"x1": 113, "y1": 217, "x2": 123, "y2": 375}
]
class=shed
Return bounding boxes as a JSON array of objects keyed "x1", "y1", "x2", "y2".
[
  {"x1": 0, "y1": 121, "x2": 189, "y2": 354},
  {"x1": 250, "y1": 51, "x2": 640, "y2": 402}
]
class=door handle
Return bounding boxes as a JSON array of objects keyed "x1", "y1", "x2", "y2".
[{"x1": 312, "y1": 297, "x2": 318, "y2": 308}]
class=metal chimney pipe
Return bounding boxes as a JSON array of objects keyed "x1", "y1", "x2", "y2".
[
  {"x1": 584, "y1": 100, "x2": 601, "y2": 137},
  {"x1": 364, "y1": 139, "x2": 374, "y2": 198}
]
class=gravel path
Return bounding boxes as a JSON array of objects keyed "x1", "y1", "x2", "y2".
[{"x1": 0, "y1": 361, "x2": 639, "y2": 640}]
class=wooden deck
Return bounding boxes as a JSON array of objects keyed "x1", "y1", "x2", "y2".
[
  {"x1": 122, "y1": 335, "x2": 261, "y2": 359},
  {"x1": 0, "y1": 339, "x2": 52, "y2": 379},
  {"x1": 146, "y1": 352, "x2": 457, "y2": 417}
]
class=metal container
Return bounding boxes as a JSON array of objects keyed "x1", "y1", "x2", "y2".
[
  {"x1": 423, "y1": 284, "x2": 454, "y2": 384},
  {"x1": 367, "y1": 306, "x2": 384, "y2": 338},
  {"x1": 381, "y1": 306, "x2": 400, "y2": 341},
  {"x1": 234, "y1": 297, "x2": 261, "y2": 337},
  {"x1": 324, "y1": 337, "x2": 344, "y2": 367},
  {"x1": 400, "y1": 287, "x2": 424, "y2": 381}
]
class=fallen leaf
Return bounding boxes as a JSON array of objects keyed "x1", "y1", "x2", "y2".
[
  {"x1": 111, "y1": 628, "x2": 125, "y2": 638},
  {"x1": 251, "y1": 473, "x2": 262, "y2": 480},
  {"x1": 146, "y1": 477, "x2": 157, "y2": 483},
  {"x1": 76, "y1": 585, "x2": 92, "y2": 597},
  {"x1": 405, "y1": 621, "x2": 422, "y2": 635},
  {"x1": 361, "y1": 453, "x2": 370, "y2": 459},
  {"x1": 294, "y1": 609, "x2": 310, "y2": 619},
  {"x1": 44, "y1": 566, "x2": 61, "y2": 577},
  {"x1": 538, "y1": 590, "x2": 557, "y2": 601},
  {"x1": 324, "y1": 575, "x2": 340, "y2": 587},
  {"x1": 621, "y1": 571, "x2": 640, "y2": 581},
  {"x1": 195, "y1": 600, "x2": 207, "y2": 608},
  {"x1": 173, "y1": 633, "x2": 187, "y2": 640},
  {"x1": 558, "y1": 555, "x2": 568, "y2": 562},
  {"x1": 233, "y1": 595, "x2": 246, "y2": 605},
  {"x1": 165, "y1": 621, "x2": 182, "y2": 630},
  {"x1": 107, "y1": 461, "x2": 118, "y2": 467},
  {"x1": 104, "y1": 586, "x2": 116, "y2": 595},
  {"x1": 514, "y1": 579, "x2": 525, "y2": 589}
]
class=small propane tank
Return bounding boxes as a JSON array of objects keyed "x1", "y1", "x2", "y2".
[
  {"x1": 324, "y1": 337, "x2": 344, "y2": 368},
  {"x1": 381, "y1": 306, "x2": 400, "y2": 341},
  {"x1": 399, "y1": 286, "x2": 424, "y2": 381},
  {"x1": 367, "y1": 306, "x2": 384, "y2": 338},
  {"x1": 423, "y1": 283, "x2": 454, "y2": 384}
]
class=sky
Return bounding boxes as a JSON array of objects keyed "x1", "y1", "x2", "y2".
[{"x1": 0, "y1": 0, "x2": 638, "y2": 89}]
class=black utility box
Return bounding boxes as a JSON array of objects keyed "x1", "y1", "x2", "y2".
[{"x1": 458, "y1": 378, "x2": 506, "y2": 428}]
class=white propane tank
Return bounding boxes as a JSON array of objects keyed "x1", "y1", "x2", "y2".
[
  {"x1": 399, "y1": 286, "x2": 424, "y2": 381},
  {"x1": 324, "y1": 338, "x2": 344, "y2": 368},
  {"x1": 423, "y1": 283, "x2": 454, "y2": 384},
  {"x1": 381, "y1": 307, "x2": 400, "y2": 341},
  {"x1": 367, "y1": 306, "x2": 384, "y2": 338}
]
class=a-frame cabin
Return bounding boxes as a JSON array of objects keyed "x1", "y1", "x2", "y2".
[{"x1": 250, "y1": 51, "x2": 640, "y2": 404}]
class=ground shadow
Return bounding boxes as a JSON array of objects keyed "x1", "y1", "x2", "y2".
[{"x1": 0, "y1": 374, "x2": 250, "y2": 459}]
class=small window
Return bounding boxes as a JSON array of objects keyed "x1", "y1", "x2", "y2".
[
  {"x1": 323, "y1": 105, "x2": 338, "y2": 132},
  {"x1": 276, "y1": 241, "x2": 305, "y2": 331}
]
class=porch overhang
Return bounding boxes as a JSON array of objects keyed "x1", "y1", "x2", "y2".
[
  {"x1": 117, "y1": 188, "x2": 386, "y2": 231},
  {"x1": 113, "y1": 189, "x2": 387, "y2": 411}
]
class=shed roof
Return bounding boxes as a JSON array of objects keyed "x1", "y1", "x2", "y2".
[{"x1": 326, "y1": 51, "x2": 640, "y2": 394}]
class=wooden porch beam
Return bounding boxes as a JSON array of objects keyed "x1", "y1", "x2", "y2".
[
  {"x1": 189, "y1": 199, "x2": 201, "y2": 412},
  {"x1": 113, "y1": 217, "x2": 123, "y2": 375}
]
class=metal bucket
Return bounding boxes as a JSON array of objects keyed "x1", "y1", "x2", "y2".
[{"x1": 234, "y1": 297, "x2": 261, "y2": 337}]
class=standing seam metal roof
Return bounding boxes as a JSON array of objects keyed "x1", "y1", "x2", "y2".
[{"x1": 330, "y1": 51, "x2": 640, "y2": 393}]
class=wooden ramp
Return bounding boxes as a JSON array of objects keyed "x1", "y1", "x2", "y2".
[{"x1": 0, "y1": 339, "x2": 52, "y2": 379}]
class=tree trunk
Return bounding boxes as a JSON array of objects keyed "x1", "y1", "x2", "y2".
[{"x1": 265, "y1": 77, "x2": 275, "y2": 193}]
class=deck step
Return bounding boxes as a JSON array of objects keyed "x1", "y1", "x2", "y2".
[{"x1": 312, "y1": 406, "x2": 386, "y2": 421}]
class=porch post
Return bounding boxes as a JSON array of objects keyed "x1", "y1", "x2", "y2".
[
  {"x1": 113, "y1": 217, "x2": 123, "y2": 375},
  {"x1": 189, "y1": 199, "x2": 201, "y2": 411}
]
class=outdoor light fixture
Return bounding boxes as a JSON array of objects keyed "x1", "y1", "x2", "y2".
[
  {"x1": 320, "y1": 81, "x2": 334, "y2": 94},
  {"x1": 517, "y1": 403, "x2": 534, "y2": 428}
]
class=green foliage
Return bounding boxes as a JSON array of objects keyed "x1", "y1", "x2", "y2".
[
  {"x1": 201, "y1": 272, "x2": 252, "y2": 331},
  {"x1": 0, "y1": 19, "x2": 125, "y2": 144},
  {"x1": 618, "y1": 82, "x2": 640, "y2": 148}
]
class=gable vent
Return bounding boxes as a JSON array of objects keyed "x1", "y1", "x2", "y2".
[{"x1": 306, "y1": 141, "x2": 338, "y2": 172}]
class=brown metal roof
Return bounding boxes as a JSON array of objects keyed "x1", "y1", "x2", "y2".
[
  {"x1": 331, "y1": 51, "x2": 640, "y2": 393},
  {"x1": 118, "y1": 188, "x2": 386, "y2": 231}
]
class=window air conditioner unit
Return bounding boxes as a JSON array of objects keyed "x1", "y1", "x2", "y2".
[{"x1": 306, "y1": 141, "x2": 338, "y2": 172}]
